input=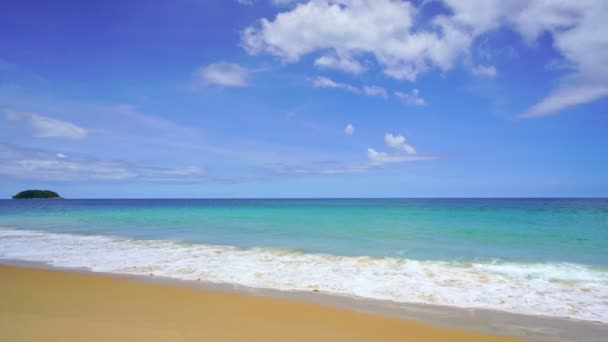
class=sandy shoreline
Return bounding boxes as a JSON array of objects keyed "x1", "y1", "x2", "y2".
[{"x1": 0, "y1": 264, "x2": 532, "y2": 342}]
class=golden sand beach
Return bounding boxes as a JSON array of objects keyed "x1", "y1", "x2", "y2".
[{"x1": 0, "y1": 265, "x2": 525, "y2": 342}]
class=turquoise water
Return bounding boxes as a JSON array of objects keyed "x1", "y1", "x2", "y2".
[
  {"x1": 1, "y1": 199, "x2": 607, "y2": 321},
  {"x1": 1, "y1": 199, "x2": 607, "y2": 265}
]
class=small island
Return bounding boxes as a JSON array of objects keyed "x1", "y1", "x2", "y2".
[{"x1": 12, "y1": 190, "x2": 62, "y2": 199}]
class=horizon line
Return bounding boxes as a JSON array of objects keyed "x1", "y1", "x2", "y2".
[{"x1": 4, "y1": 197, "x2": 608, "y2": 200}]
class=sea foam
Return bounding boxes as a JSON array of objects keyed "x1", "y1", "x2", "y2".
[{"x1": 1, "y1": 227, "x2": 607, "y2": 322}]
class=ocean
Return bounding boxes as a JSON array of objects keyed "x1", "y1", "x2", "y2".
[{"x1": 1, "y1": 198, "x2": 607, "y2": 322}]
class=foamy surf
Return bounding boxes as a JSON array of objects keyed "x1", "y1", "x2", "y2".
[{"x1": 1, "y1": 227, "x2": 607, "y2": 323}]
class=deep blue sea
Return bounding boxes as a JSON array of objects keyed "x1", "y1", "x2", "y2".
[{"x1": 1, "y1": 199, "x2": 607, "y2": 322}]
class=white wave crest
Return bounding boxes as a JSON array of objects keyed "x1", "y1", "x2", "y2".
[{"x1": 1, "y1": 228, "x2": 607, "y2": 322}]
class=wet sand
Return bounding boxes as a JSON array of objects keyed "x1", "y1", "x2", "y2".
[{"x1": 0, "y1": 264, "x2": 527, "y2": 342}]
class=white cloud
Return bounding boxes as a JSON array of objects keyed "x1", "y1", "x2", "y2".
[
  {"x1": 4, "y1": 109, "x2": 88, "y2": 139},
  {"x1": 196, "y1": 62, "x2": 249, "y2": 87},
  {"x1": 344, "y1": 123, "x2": 355, "y2": 136},
  {"x1": 56, "y1": 153, "x2": 67, "y2": 158},
  {"x1": 472, "y1": 64, "x2": 497, "y2": 78},
  {"x1": 243, "y1": 0, "x2": 608, "y2": 117},
  {"x1": 311, "y1": 76, "x2": 358, "y2": 93},
  {"x1": 242, "y1": 0, "x2": 453, "y2": 81},
  {"x1": 363, "y1": 85, "x2": 388, "y2": 99},
  {"x1": 384, "y1": 133, "x2": 416, "y2": 154},
  {"x1": 395, "y1": 89, "x2": 426, "y2": 106},
  {"x1": 314, "y1": 53, "x2": 366, "y2": 74},
  {"x1": 366, "y1": 133, "x2": 433, "y2": 165}
]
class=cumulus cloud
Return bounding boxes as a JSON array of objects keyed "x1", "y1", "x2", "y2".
[
  {"x1": 196, "y1": 62, "x2": 249, "y2": 87},
  {"x1": 395, "y1": 89, "x2": 426, "y2": 106},
  {"x1": 242, "y1": 0, "x2": 447, "y2": 81},
  {"x1": 472, "y1": 64, "x2": 497, "y2": 78},
  {"x1": 243, "y1": 0, "x2": 608, "y2": 117},
  {"x1": 344, "y1": 123, "x2": 355, "y2": 136},
  {"x1": 4, "y1": 109, "x2": 88, "y2": 139},
  {"x1": 384, "y1": 133, "x2": 416, "y2": 154}
]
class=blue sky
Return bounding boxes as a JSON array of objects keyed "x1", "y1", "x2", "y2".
[{"x1": 1, "y1": 0, "x2": 607, "y2": 198}]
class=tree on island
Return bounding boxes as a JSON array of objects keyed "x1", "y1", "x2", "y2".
[{"x1": 12, "y1": 190, "x2": 61, "y2": 199}]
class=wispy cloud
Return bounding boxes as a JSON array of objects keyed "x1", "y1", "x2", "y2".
[
  {"x1": 4, "y1": 109, "x2": 88, "y2": 139},
  {"x1": 312, "y1": 77, "x2": 388, "y2": 99},
  {"x1": 0, "y1": 144, "x2": 134, "y2": 181},
  {"x1": 311, "y1": 76, "x2": 358, "y2": 93},
  {"x1": 367, "y1": 148, "x2": 431, "y2": 165},
  {"x1": 195, "y1": 62, "x2": 249, "y2": 87},
  {"x1": 0, "y1": 144, "x2": 220, "y2": 183},
  {"x1": 472, "y1": 64, "x2": 497, "y2": 78},
  {"x1": 363, "y1": 86, "x2": 388, "y2": 99},
  {"x1": 314, "y1": 53, "x2": 366, "y2": 74},
  {"x1": 394, "y1": 89, "x2": 426, "y2": 106},
  {"x1": 518, "y1": 84, "x2": 608, "y2": 118}
]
